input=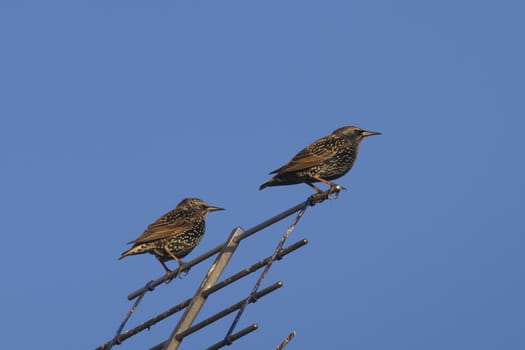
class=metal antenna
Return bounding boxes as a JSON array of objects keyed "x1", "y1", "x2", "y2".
[
  {"x1": 96, "y1": 190, "x2": 335, "y2": 350},
  {"x1": 223, "y1": 199, "x2": 310, "y2": 340}
]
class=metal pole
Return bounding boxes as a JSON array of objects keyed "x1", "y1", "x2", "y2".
[
  {"x1": 96, "y1": 239, "x2": 307, "y2": 350},
  {"x1": 275, "y1": 331, "x2": 296, "y2": 350},
  {"x1": 206, "y1": 324, "x2": 259, "y2": 350},
  {"x1": 161, "y1": 227, "x2": 245, "y2": 350}
]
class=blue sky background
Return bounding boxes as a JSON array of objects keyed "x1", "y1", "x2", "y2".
[{"x1": 1, "y1": 1, "x2": 524, "y2": 349}]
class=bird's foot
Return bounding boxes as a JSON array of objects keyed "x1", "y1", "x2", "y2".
[
  {"x1": 328, "y1": 184, "x2": 346, "y2": 199},
  {"x1": 159, "y1": 261, "x2": 176, "y2": 283},
  {"x1": 176, "y1": 262, "x2": 190, "y2": 279},
  {"x1": 162, "y1": 268, "x2": 175, "y2": 284},
  {"x1": 162, "y1": 263, "x2": 190, "y2": 283},
  {"x1": 308, "y1": 184, "x2": 347, "y2": 204}
]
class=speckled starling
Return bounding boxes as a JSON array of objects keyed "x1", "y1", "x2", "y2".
[
  {"x1": 119, "y1": 198, "x2": 224, "y2": 274},
  {"x1": 259, "y1": 126, "x2": 381, "y2": 194}
]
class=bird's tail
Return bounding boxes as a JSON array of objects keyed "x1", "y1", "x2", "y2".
[
  {"x1": 259, "y1": 177, "x2": 286, "y2": 190},
  {"x1": 118, "y1": 246, "x2": 140, "y2": 260},
  {"x1": 259, "y1": 181, "x2": 270, "y2": 190}
]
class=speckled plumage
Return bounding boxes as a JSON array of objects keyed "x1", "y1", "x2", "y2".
[
  {"x1": 119, "y1": 198, "x2": 224, "y2": 273},
  {"x1": 259, "y1": 126, "x2": 381, "y2": 193}
]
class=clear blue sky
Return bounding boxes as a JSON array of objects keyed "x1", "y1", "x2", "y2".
[{"x1": 1, "y1": 1, "x2": 524, "y2": 349}]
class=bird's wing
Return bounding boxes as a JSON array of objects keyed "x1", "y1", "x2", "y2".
[
  {"x1": 129, "y1": 214, "x2": 193, "y2": 245},
  {"x1": 271, "y1": 136, "x2": 334, "y2": 174}
]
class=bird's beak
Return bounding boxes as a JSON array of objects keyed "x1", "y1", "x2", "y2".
[
  {"x1": 362, "y1": 130, "x2": 382, "y2": 137},
  {"x1": 207, "y1": 205, "x2": 225, "y2": 212}
]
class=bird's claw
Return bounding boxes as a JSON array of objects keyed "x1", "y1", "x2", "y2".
[
  {"x1": 308, "y1": 184, "x2": 347, "y2": 204},
  {"x1": 162, "y1": 264, "x2": 190, "y2": 283},
  {"x1": 328, "y1": 184, "x2": 346, "y2": 199},
  {"x1": 164, "y1": 271, "x2": 175, "y2": 284},
  {"x1": 176, "y1": 264, "x2": 190, "y2": 279}
]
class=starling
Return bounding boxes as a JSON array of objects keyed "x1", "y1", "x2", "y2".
[
  {"x1": 259, "y1": 126, "x2": 381, "y2": 194},
  {"x1": 119, "y1": 198, "x2": 224, "y2": 275}
]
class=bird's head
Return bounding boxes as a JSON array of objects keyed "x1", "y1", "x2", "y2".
[
  {"x1": 333, "y1": 125, "x2": 382, "y2": 140},
  {"x1": 177, "y1": 198, "x2": 225, "y2": 217}
]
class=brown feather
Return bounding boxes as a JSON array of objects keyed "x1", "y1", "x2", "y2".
[
  {"x1": 272, "y1": 153, "x2": 327, "y2": 173},
  {"x1": 271, "y1": 134, "x2": 337, "y2": 174},
  {"x1": 128, "y1": 217, "x2": 194, "y2": 245}
]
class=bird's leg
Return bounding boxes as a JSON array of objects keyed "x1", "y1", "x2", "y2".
[
  {"x1": 312, "y1": 176, "x2": 345, "y2": 190},
  {"x1": 306, "y1": 182, "x2": 331, "y2": 204},
  {"x1": 311, "y1": 176, "x2": 347, "y2": 198},
  {"x1": 164, "y1": 246, "x2": 190, "y2": 279},
  {"x1": 157, "y1": 259, "x2": 172, "y2": 273},
  {"x1": 156, "y1": 258, "x2": 176, "y2": 284},
  {"x1": 306, "y1": 182, "x2": 323, "y2": 193}
]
